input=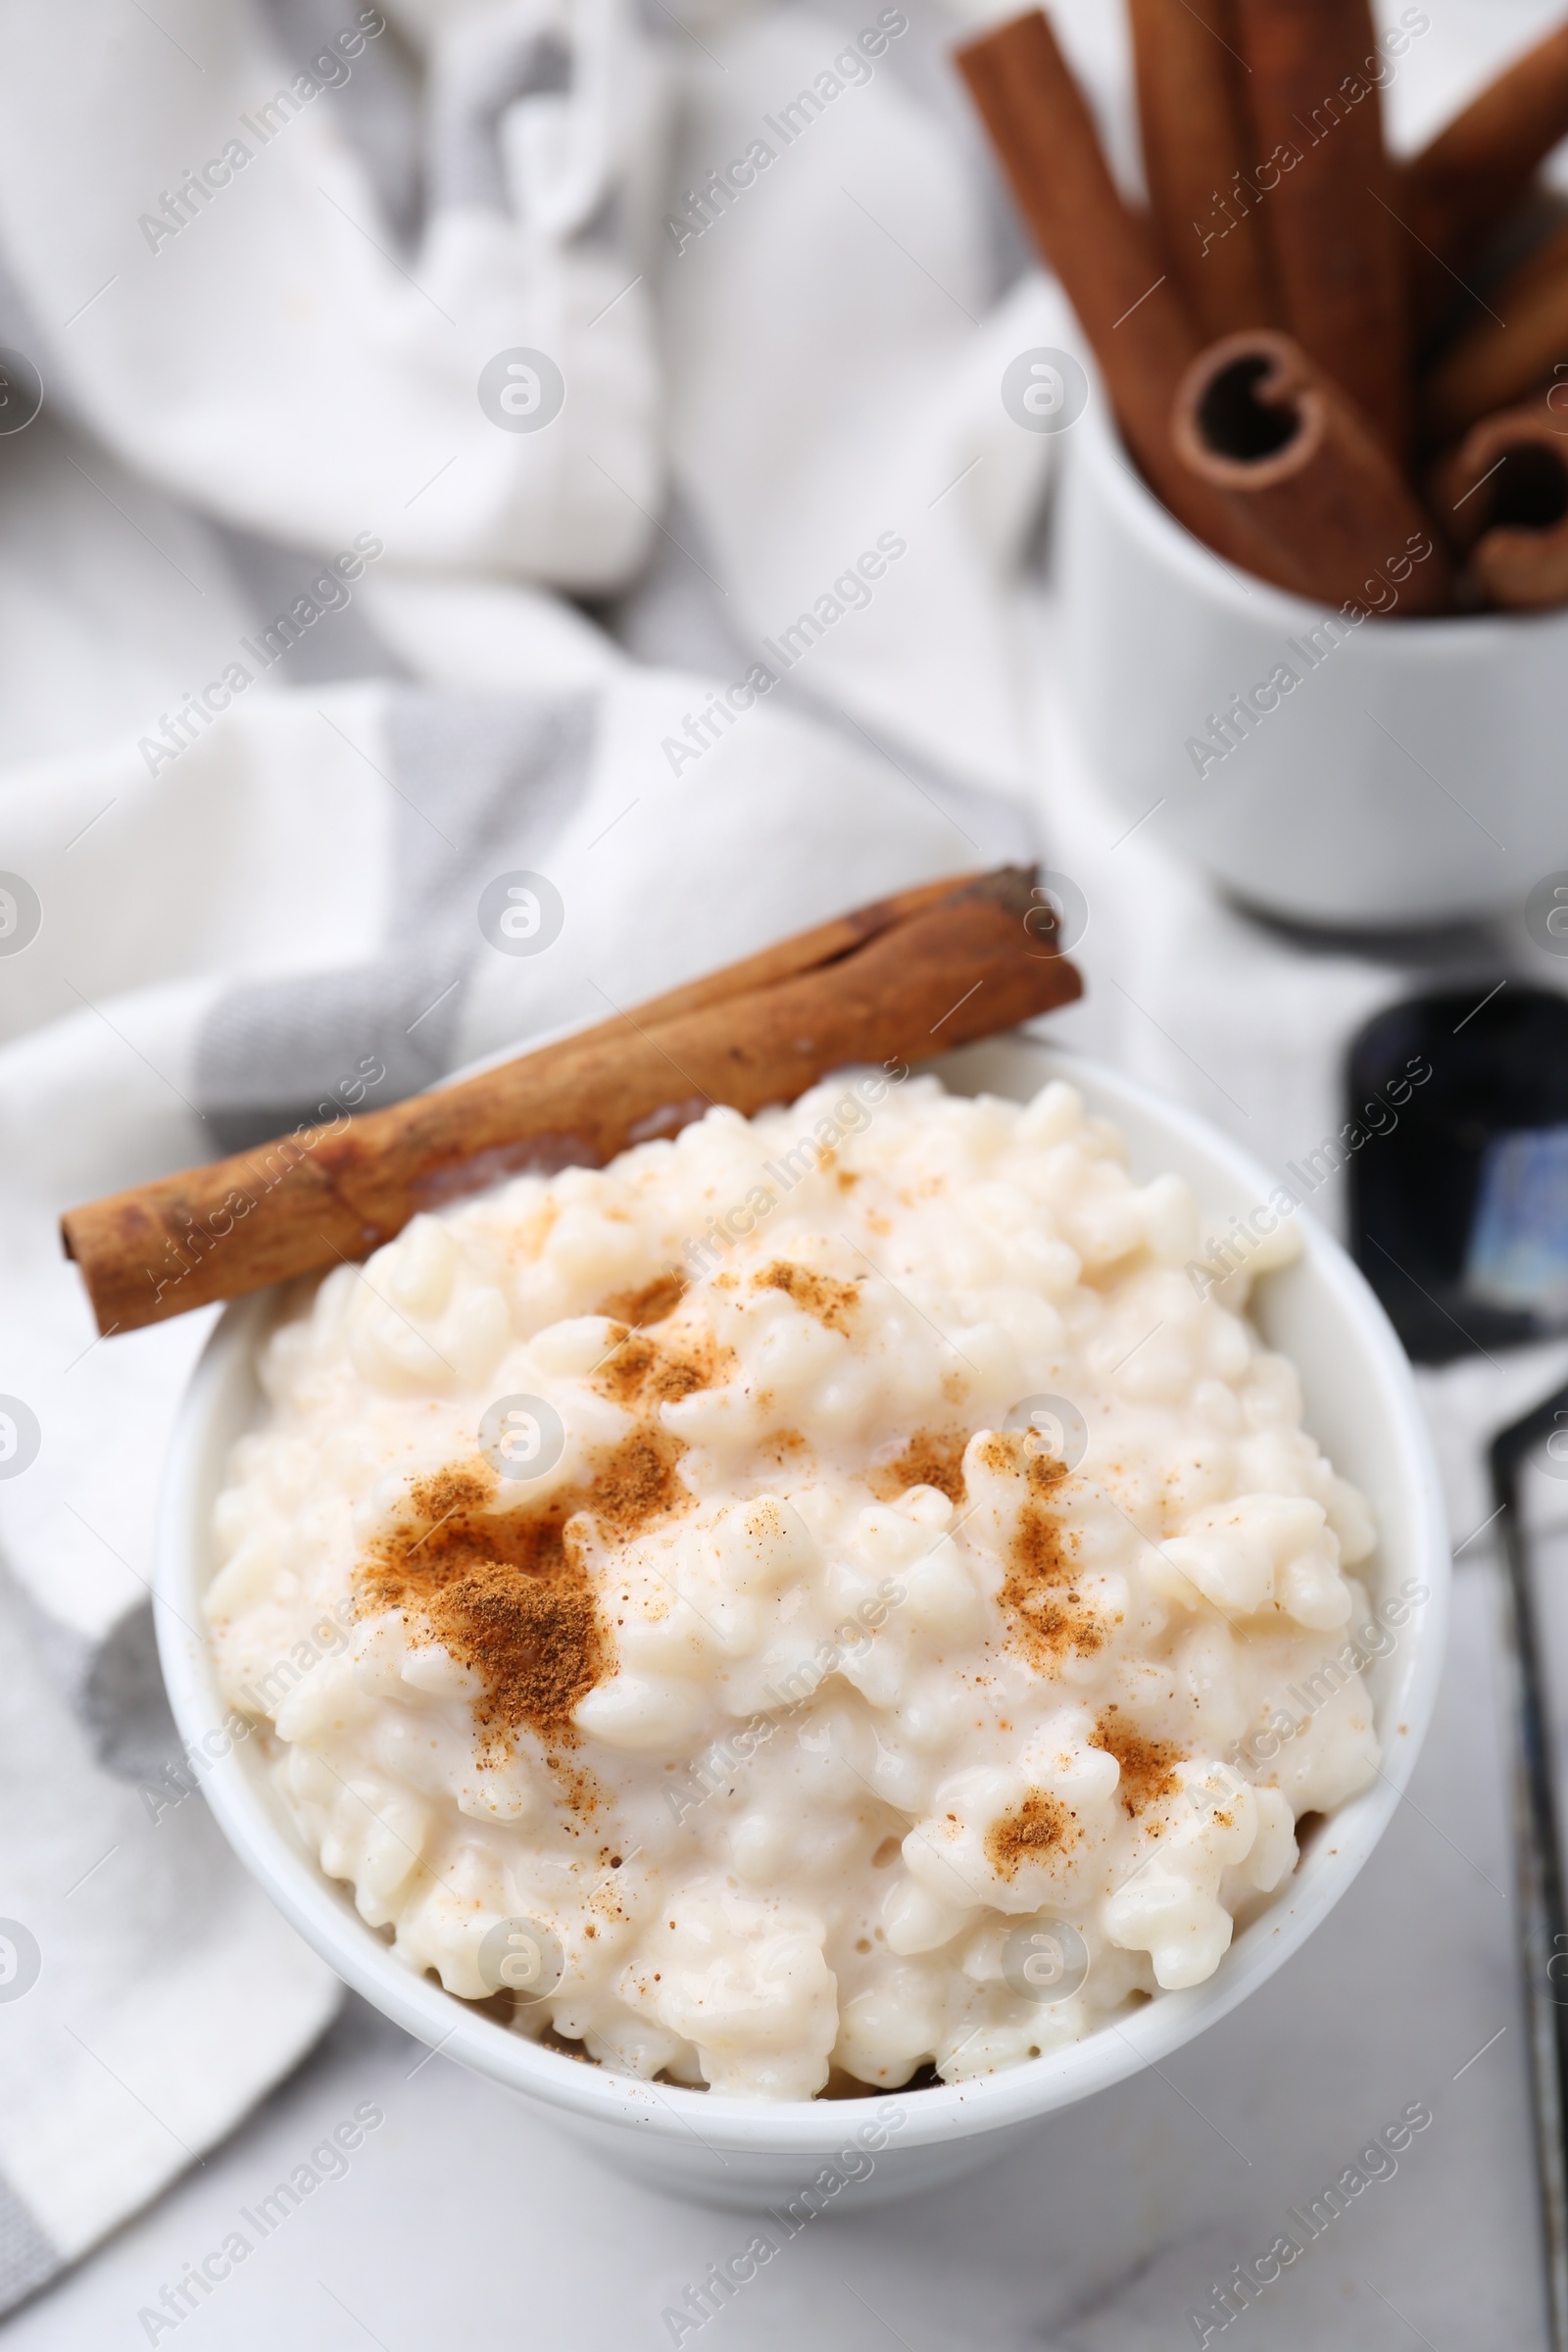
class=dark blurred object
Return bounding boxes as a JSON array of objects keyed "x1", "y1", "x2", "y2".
[
  {"x1": 1348, "y1": 985, "x2": 1568, "y2": 1361},
  {"x1": 1493, "y1": 1382, "x2": 1568, "y2": 2352},
  {"x1": 1348, "y1": 980, "x2": 1568, "y2": 2344}
]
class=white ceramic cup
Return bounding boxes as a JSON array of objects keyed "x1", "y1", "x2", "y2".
[
  {"x1": 153, "y1": 1034, "x2": 1449, "y2": 2211},
  {"x1": 1056, "y1": 387, "x2": 1568, "y2": 928}
]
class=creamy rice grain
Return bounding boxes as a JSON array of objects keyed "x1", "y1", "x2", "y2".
[{"x1": 207, "y1": 1072, "x2": 1383, "y2": 2100}]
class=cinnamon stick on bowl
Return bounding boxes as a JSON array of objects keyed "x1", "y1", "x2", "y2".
[
  {"x1": 62, "y1": 867, "x2": 1083, "y2": 1338},
  {"x1": 1128, "y1": 0, "x2": 1277, "y2": 337},
  {"x1": 1430, "y1": 403, "x2": 1568, "y2": 610},
  {"x1": 1172, "y1": 331, "x2": 1452, "y2": 612},
  {"x1": 1231, "y1": 0, "x2": 1408, "y2": 452}
]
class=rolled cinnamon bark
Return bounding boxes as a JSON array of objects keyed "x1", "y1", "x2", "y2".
[
  {"x1": 1232, "y1": 0, "x2": 1408, "y2": 451},
  {"x1": 955, "y1": 12, "x2": 1276, "y2": 572},
  {"x1": 1172, "y1": 331, "x2": 1452, "y2": 612},
  {"x1": 1424, "y1": 234, "x2": 1568, "y2": 447},
  {"x1": 566, "y1": 867, "x2": 977, "y2": 1039},
  {"x1": 61, "y1": 868, "x2": 1083, "y2": 1337},
  {"x1": 1128, "y1": 0, "x2": 1277, "y2": 336},
  {"x1": 1401, "y1": 19, "x2": 1568, "y2": 297},
  {"x1": 1430, "y1": 404, "x2": 1568, "y2": 610}
]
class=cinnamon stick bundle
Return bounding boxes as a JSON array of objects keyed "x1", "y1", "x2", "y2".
[
  {"x1": 1172, "y1": 332, "x2": 1452, "y2": 612},
  {"x1": 955, "y1": 11, "x2": 1275, "y2": 574},
  {"x1": 1424, "y1": 235, "x2": 1568, "y2": 446},
  {"x1": 1431, "y1": 404, "x2": 1568, "y2": 610},
  {"x1": 1128, "y1": 0, "x2": 1276, "y2": 337},
  {"x1": 62, "y1": 868, "x2": 1082, "y2": 1337},
  {"x1": 1401, "y1": 18, "x2": 1568, "y2": 308},
  {"x1": 1231, "y1": 0, "x2": 1408, "y2": 452}
]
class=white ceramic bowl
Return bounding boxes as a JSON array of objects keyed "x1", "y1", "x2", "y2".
[
  {"x1": 154, "y1": 1034, "x2": 1448, "y2": 2210},
  {"x1": 1057, "y1": 388, "x2": 1568, "y2": 928}
]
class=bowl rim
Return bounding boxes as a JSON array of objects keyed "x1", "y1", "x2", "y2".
[
  {"x1": 1071, "y1": 373, "x2": 1568, "y2": 644},
  {"x1": 153, "y1": 1034, "x2": 1450, "y2": 2155}
]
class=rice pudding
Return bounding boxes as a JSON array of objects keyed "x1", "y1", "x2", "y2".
[{"x1": 206, "y1": 1070, "x2": 1396, "y2": 2100}]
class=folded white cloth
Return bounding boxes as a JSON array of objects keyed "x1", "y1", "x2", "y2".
[{"x1": 0, "y1": 0, "x2": 664, "y2": 583}]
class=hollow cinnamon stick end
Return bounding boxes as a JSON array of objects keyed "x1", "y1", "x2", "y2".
[
  {"x1": 1171, "y1": 331, "x2": 1321, "y2": 490},
  {"x1": 1430, "y1": 404, "x2": 1568, "y2": 609},
  {"x1": 1172, "y1": 328, "x2": 1454, "y2": 615},
  {"x1": 1430, "y1": 406, "x2": 1568, "y2": 547}
]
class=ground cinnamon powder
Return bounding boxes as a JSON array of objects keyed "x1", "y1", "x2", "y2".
[
  {"x1": 978, "y1": 1431, "x2": 1104, "y2": 1669},
  {"x1": 587, "y1": 1426, "x2": 689, "y2": 1540},
  {"x1": 1090, "y1": 1709, "x2": 1184, "y2": 1816},
  {"x1": 359, "y1": 1425, "x2": 691, "y2": 1752},
  {"x1": 986, "y1": 1789, "x2": 1075, "y2": 1880},
  {"x1": 595, "y1": 1270, "x2": 687, "y2": 1327},
  {"x1": 755, "y1": 1260, "x2": 860, "y2": 1333},
  {"x1": 592, "y1": 1328, "x2": 729, "y2": 1410},
  {"x1": 868, "y1": 1428, "x2": 969, "y2": 1505}
]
